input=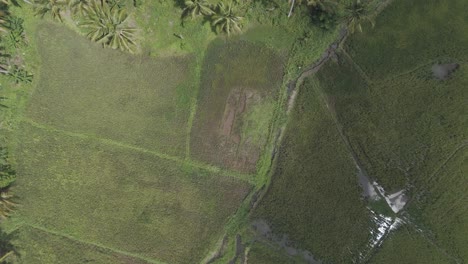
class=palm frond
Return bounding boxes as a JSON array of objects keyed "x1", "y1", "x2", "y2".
[
  {"x1": 211, "y1": 2, "x2": 243, "y2": 36},
  {"x1": 78, "y1": 0, "x2": 136, "y2": 52}
]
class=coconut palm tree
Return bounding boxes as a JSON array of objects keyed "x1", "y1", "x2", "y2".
[
  {"x1": 0, "y1": 10, "x2": 8, "y2": 33},
  {"x1": 0, "y1": 47, "x2": 9, "y2": 76},
  {"x1": 33, "y1": 0, "x2": 67, "y2": 21},
  {"x1": 182, "y1": 0, "x2": 214, "y2": 19},
  {"x1": 79, "y1": 0, "x2": 136, "y2": 52},
  {"x1": 212, "y1": 2, "x2": 242, "y2": 36},
  {"x1": 0, "y1": 0, "x2": 19, "y2": 6},
  {"x1": 0, "y1": 190, "x2": 16, "y2": 220},
  {"x1": 68, "y1": 0, "x2": 89, "y2": 15},
  {"x1": 288, "y1": 0, "x2": 324, "y2": 17},
  {"x1": 344, "y1": 0, "x2": 374, "y2": 33},
  {"x1": 0, "y1": 250, "x2": 14, "y2": 262}
]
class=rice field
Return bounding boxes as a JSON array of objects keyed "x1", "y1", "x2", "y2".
[
  {"x1": 250, "y1": 0, "x2": 467, "y2": 262},
  {"x1": 14, "y1": 122, "x2": 251, "y2": 263},
  {"x1": 27, "y1": 23, "x2": 194, "y2": 157},
  {"x1": 7, "y1": 21, "x2": 259, "y2": 263},
  {"x1": 252, "y1": 78, "x2": 373, "y2": 263},
  {"x1": 190, "y1": 39, "x2": 285, "y2": 173}
]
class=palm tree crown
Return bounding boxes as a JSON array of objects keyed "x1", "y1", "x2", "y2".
[
  {"x1": 68, "y1": 0, "x2": 90, "y2": 15},
  {"x1": 0, "y1": 10, "x2": 8, "y2": 33},
  {"x1": 79, "y1": 0, "x2": 136, "y2": 52},
  {"x1": 33, "y1": 0, "x2": 67, "y2": 21},
  {"x1": 344, "y1": 0, "x2": 374, "y2": 33},
  {"x1": 0, "y1": 190, "x2": 16, "y2": 220},
  {"x1": 212, "y1": 2, "x2": 243, "y2": 36},
  {"x1": 183, "y1": 0, "x2": 214, "y2": 19}
]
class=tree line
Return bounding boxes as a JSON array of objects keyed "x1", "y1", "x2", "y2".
[
  {"x1": 182, "y1": 0, "x2": 376, "y2": 35},
  {"x1": 28, "y1": 0, "x2": 376, "y2": 52}
]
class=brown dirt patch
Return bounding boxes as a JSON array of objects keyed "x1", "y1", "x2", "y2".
[{"x1": 217, "y1": 88, "x2": 263, "y2": 172}]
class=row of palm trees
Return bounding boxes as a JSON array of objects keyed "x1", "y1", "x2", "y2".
[
  {"x1": 0, "y1": 2, "x2": 22, "y2": 262},
  {"x1": 32, "y1": 0, "x2": 136, "y2": 52},
  {"x1": 0, "y1": 2, "x2": 32, "y2": 83},
  {"x1": 183, "y1": 0, "x2": 375, "y2": 36},
  {"x1": 183, "y1": 0, "x2": 244, "y2": 36}
]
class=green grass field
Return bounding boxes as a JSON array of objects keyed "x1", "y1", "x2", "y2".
[
  {"x1": 2, "y1": 0, "x2": 466, "y2": 262},
  {"x1": 345, "y1": 0, "x2": 468, "y2": 80},
  {"x1": 314, "y1": 55, "x2": 467, "y2": 191},
  {"x1": 13, "y1": 122, "x2": 250, "y2": 263},
  {"x1": 252, "y1": 78, "x2": 373, "y2": 263},
  {"x1": 369, "y1": 226, "x2": 453, "y2": 264},
  {"x1": 307, "y1": 0, "x2": 468, "y2": 261},
  {"x1": 407, "y1": 149, "x2": 467, "y2": 262},
  {"x1": 246, "y1": 241, "x2": 296, "y2": 264},
  {"x1": 11, "y1": 226, "x2": 150, "y2": 264},
  {"x1": 27, "y1": 22, "x2": 194, "y2": 157}
]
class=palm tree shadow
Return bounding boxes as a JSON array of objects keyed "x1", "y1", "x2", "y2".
[
  {"x1": 171, "y1": 0, "x2": 185, "y2": 9},
  {"x1": 0, "y1": 228, "x2": 20, "y2": 262}
]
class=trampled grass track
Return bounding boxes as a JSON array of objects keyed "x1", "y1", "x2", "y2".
[
  {"x1": 21, "y1": 118, "x2": 255, "y2": 185},
  {"x1": 23, "y1": 223, "x2": 167, "y2": 264}
]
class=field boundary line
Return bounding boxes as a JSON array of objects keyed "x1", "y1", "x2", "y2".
[
  {"x1": 373, "y1": 57, "x2": 455, "y2": 85},
  {"x1": 408, "y1": 141, "x2": 468, "y2": 198},
  {"x1": 403, "y1": 217, "x2": 463, "y2": 264},
  {"x1": 23, "y1": 223, "x2": 167, "y2": 264},
  {"x1": 339, "y1": 48, "x2": 373, "y2": 85},
  {"x1": 21, "y1": 118, "x2": 254, "y2": 184}
]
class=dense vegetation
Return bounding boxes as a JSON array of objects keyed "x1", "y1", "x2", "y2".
[
  {"x1": 0, "y1": 0, "x2": 465, "y2": 262},
  {"x1": 252, "y1": 78, "x2": 373, "y2": 263},
  {"x1": 305, "y1": 0, "x2": 467, "y2": 262}
]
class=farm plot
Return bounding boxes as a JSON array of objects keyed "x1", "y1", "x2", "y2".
[
  {"x1": 246, "y1": 241, "x2": 296, "y2": 264},
  {"x1": 369, "y1": 226, "x2": 453, "y2": 264},
  {"x1": 345, "y1": 0, "x2": 468, "y2": 80},
  {"x1": 190, "y1": 39, "x2": 285, "y2": 173},
  {"x1": 309, "y1": 0, "x2": 468, "y2": 261},
  {"x1": 407, "y1": 149, "x2": 468, "y2": 262},
  {"x1": 26, "y1": 22, "x2": 195, "y2": 157},
  {"x1": 314, "y1": 57, "x2": 467, "y2": 191},
  {"x1": 252, "y1": 78, "x2": 373, "y2": 263},
  {"x1": 13, "y1": 122, "x2": 251, "y2": 264},
  {"x1": 12, "y1": 226, "x2": 151, "y2": 264}
]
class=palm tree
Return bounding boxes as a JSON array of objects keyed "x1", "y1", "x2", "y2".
[
  {"x1": 0, "y1": 0, "x2": 19, "y2": 6},
  {"x1": 68, "y1": 0, "x2": 89, "y2": 15},
  {"x1": 0, "y1": 190, "x2": 16, "y2": 220},
  {"x1": 0, "y1": 46, "x2": 9, "y2": 76},
  {"x1": 212, "y1": 2, "x2": 242, "y2": 36},
  {"x1": 33, "y1": 0, "x2": 67, "y2": 21},
  {"x1": 0, "y1": 10, "x2": 8, "y2": 33},
  {"x1": 79, "y1": 0, "x2": 136, "y2": 52},
  {"x1": 182, "y1": 0, "x2": 214, "y2": 19},
  {"x1": 344, "y1": 0, "x2": 374, "y2": 33}
]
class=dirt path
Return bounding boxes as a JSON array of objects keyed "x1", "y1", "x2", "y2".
[{"x1": 202, "y1": 1, "x2": 396, "y2": 262}]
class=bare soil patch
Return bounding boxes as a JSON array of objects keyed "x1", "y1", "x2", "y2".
[{"x1": 432, "y1": 63, "x2": 460, "y2": 80}]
